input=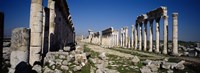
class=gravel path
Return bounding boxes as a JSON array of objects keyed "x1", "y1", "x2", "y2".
[{"x1": 79, "y1": 42, "x2": 134, "y2": 58}]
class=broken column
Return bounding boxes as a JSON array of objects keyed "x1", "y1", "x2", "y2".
[
  {"x1": 155, "y1": 17, "x2": 160, "y2": 53},
  {"x1": 29, "y1": 0, "x2": 43, "y2": 66},
  {"x1": 172, "y1": 12, "x2": 178, "y2": 55},
  {"x1": 10, "y1": 28, "x2": 30, "y2": 70},
  {"x1": 163, "y1": 11, "x2": 168, "y2": 54}
]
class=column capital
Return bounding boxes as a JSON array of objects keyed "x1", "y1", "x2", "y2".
[{"x1": 172, "y1": 12, "x2": 178, "y2": 17}]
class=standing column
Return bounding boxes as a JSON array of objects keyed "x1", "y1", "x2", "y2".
[
  {"x1": 163, "y1": 15, "x2": 168, "y2": 54},
  {"x1": 149, "y1": 20, "x2": 153, "y2": 52},
  {"x1": 135, "y1": 23, "x2": 138, "y2": 50},
  {"x1": 155, "y1": 17, "x2": 160, "y2": 53},
  {"x1": 139, "y1": 23, "x2": 142, "y2": 51},
  {"x1": 29, "y1": 0, "x2": 43, "y2": 66},
  {"x1": 125, "y1": 27, "x2": 128, "y2": 48},
  {"x1": 172, "y1": 13, "x2": 178, "y2": 55},
  {"x1": 48, "y1": 0, "x2": 55, "y2": 51},
  {"x1": 143, "y1": 20, "x2": 147, "y2": 51},
  {"x1": 131, "y1": 25, "x2": 135, "y2": 48},
  {"x1": 120, "y1": 28, "x2": 123, "y2": 47}
]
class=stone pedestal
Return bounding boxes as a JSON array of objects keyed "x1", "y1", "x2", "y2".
[
  {"x1": 156, "y1": 18, "x2": 160, "y2": 53},
  {"x1": 172, "y1": 13, "x2": 178, "y2": 55},
  {"x1": 29, "y1": 0, "x2": 43, "y2": 66}
]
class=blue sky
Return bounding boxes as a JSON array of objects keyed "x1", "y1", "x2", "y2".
[{"x1": 0, "y1": 0, "x2": 200, "y2": 42}]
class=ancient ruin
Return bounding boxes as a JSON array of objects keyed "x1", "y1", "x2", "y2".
[
  {"x1": 83, "y1": 6, "x2": 179, "y2": 55},
  {"x1": 2, "y1": 0, "x2": 200, "y2": 73}
]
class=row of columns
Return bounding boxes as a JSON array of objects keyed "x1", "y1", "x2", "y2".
[
  {"x1": 133, "y1": 11, "x2": 178, "y2": 55},
  {"x1": 120, "y1": 27, "x2": 128, "y2": 48}
]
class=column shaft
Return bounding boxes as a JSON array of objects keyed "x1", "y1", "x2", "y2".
[
  {"x1": 156, "y1": 18, "x2": 160, "y2": 53},
  {"x1": 29, "y1": 0, "x2": 43, "y2": 66},
  {"x1": 172, "y1": 13, "x2": 178, "y2": 55},
  {"x1": 163, "y1": 16, "x2": 168, "y2": 54},
  {"x1": 149, "y1": 20, "x2": 153, "y2": 52},
  {"x1": 131, "y1": 25, "x2": 135, "y2": 48},
  {"x1": 143, "y1": 21, "x2": 147, "y2": 51},
  {"x1": 139, "y1": 23, "x2": 142, "y2": 50},
  {"x1": 135, "y1": 24, "x2": 138, "y2": 50}
]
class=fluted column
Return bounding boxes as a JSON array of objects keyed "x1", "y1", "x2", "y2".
[
  {"x1": 163, "y1": 15, "x2": 168, "y2": 54},
  {"x1": 139, "y1": 23, "x2": 142, "y2": 51},
  {"x1": 155, "y1": 17, "x2": 160, "y2": 53},
  {"x1": 131, "y1": 25, "x2": 135, "y2": 48},
  {"x1": 143, "y1": 20, "x2": 147, "y2": 51},
  {"x1": 149, "y1": 20, "x2": 153, "y2": 52},
  {"x1": 29, "y1": 0, "x2": 43, "y2": 66},
  {"x1": 172, "y1": 12, "x2": 178, "y2": 55},
  {"x1": 135, "y1": 23, "x2": 138, "y2": 50}
]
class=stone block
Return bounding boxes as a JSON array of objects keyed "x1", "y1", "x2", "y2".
[
  {"x1": 10, "y1": 51, "x2": 28, "y2": 69},
  {"x1": 11, "y1": 28, "x2": 30, "y2": 51}
]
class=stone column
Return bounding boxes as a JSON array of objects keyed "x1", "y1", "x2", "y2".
[
  {"x1": 131, "y1": 25, "x2": 135, "y2": 48},
  {"x1": 139, "y1": 23, "x2": 142, "y2": 51},
  {"x1": 0, "y1": 12, "x2": 4, "y2": 69},
  {"x1": 125, "y1": 27, "x2": 128, "y2": 48},
  {"x1": 120, "y1": 28, "x2": 123, "y2": 47},
  {"x1": 172, "y1": 13, "x2": 178, "y2": 55},
  {"x1": 143, "y1": 20, "x2": 147, "y2": 51},
  {"x1": 116, "y1": 31, "x2": 119, "y2": 46},
  {"x1": 149, "y1": 20, "x2": 153, "y2": 52},
  {"x1": 155, "y1": 17, "x2": 160, "y2": 53},
  {"x1": 29, "y1": 0, "x2": 43, "y2": 66},
  {"x1": 135, "y1": 23, "x2": 138, "y2": 50},
  {"x1": 48, "y1": 0, "x2": 55, "y2": 51},
  {"x1": 163, "y1": 15, "x2": 168, "y2": 54}
]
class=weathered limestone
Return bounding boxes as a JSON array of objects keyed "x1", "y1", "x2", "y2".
[
  {"x1": 163, "y1": 15, "x2": 168, "y2": 54},
  {"x1": 120, "y1": 28, "x2": 123, "y2": 47},
  {"x1": 0, "y1": 12, "x2": 4, "y2": 69},
  {"x1": 172, "y1": 12, "x2": 178, "y2": 55},
  {"x1": 155, "y1": 17, "x2": 160, "y2": 53},
  {"x1": 131, "y1": 25, "x2": 135, "y2": 48},
  {"x1": 149, "y1": 20, "x2": 153, "y2": 52},
  {"x1": 143, "y1": 20, "x2": 147, "y2": 51},
  {"x1": 10, "y1": 28, "x2": 30, "y2": 69},
  {"x1": 101, "y1": 27, "x2": 114, "y2": 48},
  {"x1": 139, "y1": 23, "x2": 142, "y2": 51},
  {"x1": 125, "y1": 27, "x2": 128, "y2": 48},
  {"x1": 29, "y1": 0, "x2": 43, "y2": 66}
]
